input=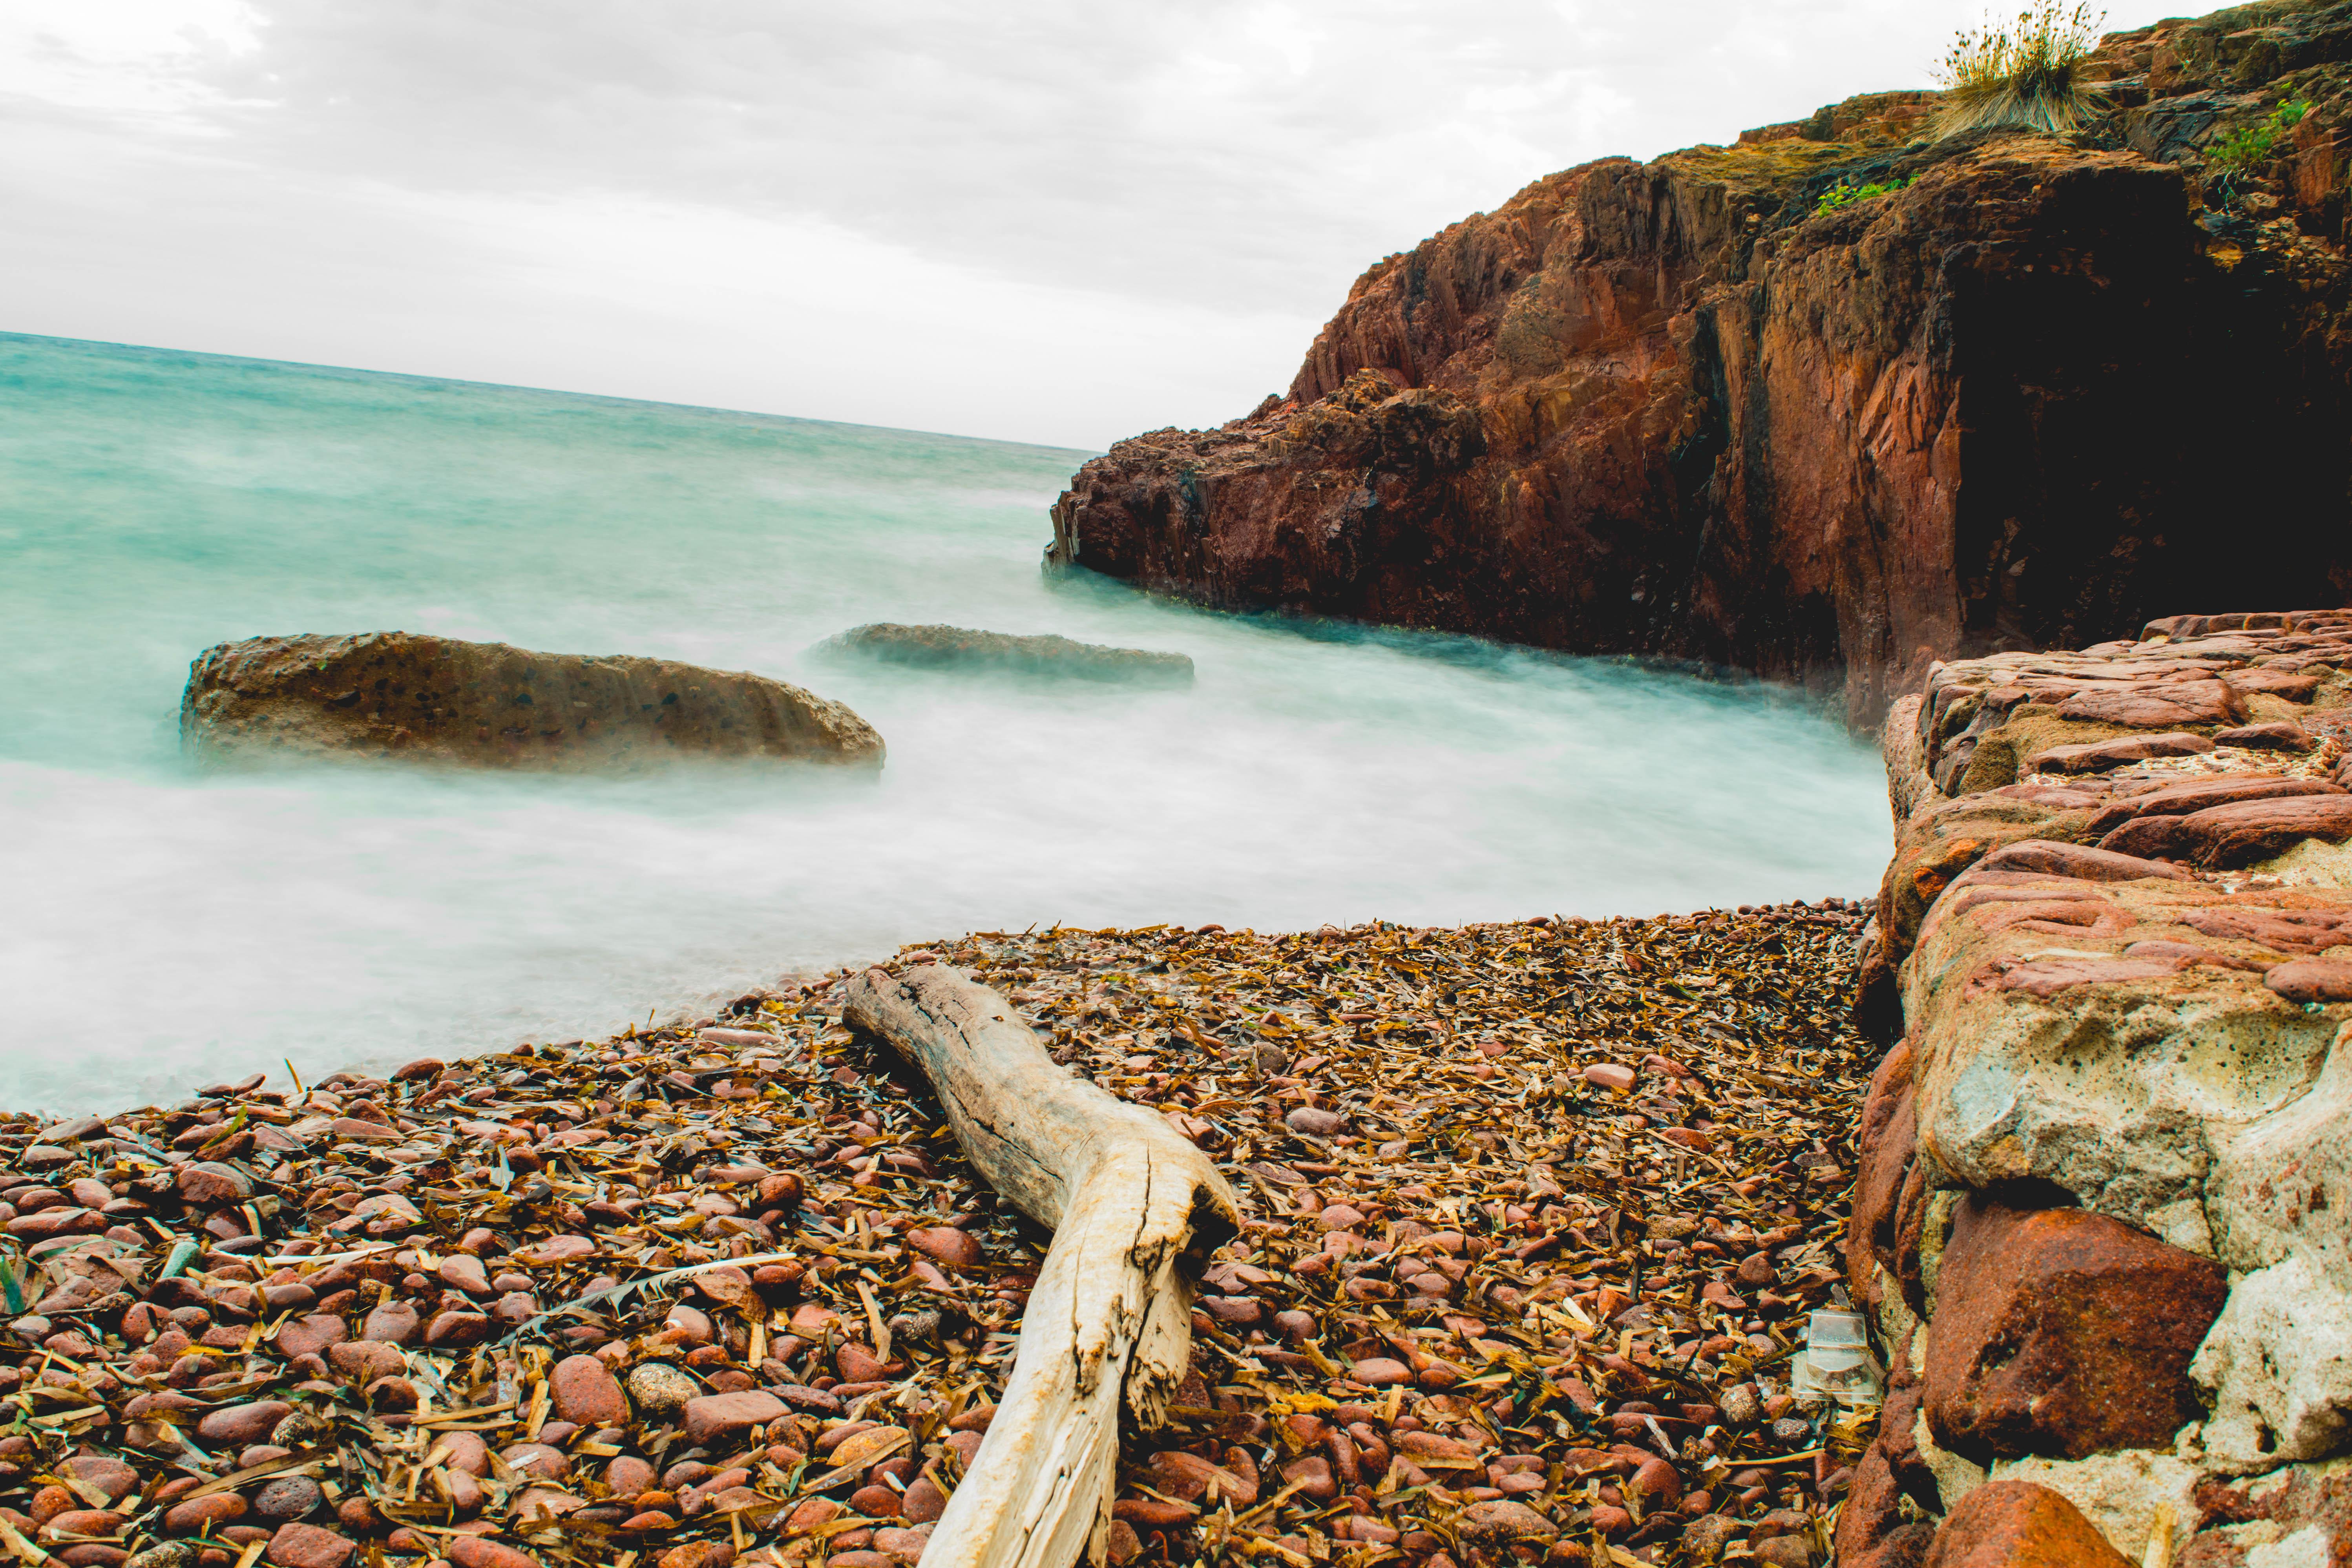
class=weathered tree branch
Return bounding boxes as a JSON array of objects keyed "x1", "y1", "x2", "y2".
[{"x1": 843, "y1": 964, "x2": 1240, "y2": 1568}]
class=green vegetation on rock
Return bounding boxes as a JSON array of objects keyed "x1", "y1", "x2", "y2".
[
  {"x1": 2209, "y1": 96, "x2": 2314, "y2": 175},
  {"x1": 1816, "y1": 175, "x2": 1914, "y2": 214}
]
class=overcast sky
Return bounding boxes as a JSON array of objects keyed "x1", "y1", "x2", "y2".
[{"x1": 4, "y1": 1, "x2": 2187, "y2": 448}]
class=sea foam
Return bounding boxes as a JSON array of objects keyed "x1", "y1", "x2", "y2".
[{"x1": 0, "y1": 333, "x2": 1886, "y2": 1112}]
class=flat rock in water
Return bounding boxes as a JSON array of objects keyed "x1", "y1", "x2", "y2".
[
  {"x1": 813, "y1": 623, "x2": 1192, "y2": 684},
  {"x1": 180, "y1": 632, "x2": 884, "y2": 773}
]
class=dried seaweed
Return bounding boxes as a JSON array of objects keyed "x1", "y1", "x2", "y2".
[{"x1": 0, "y1": 896, "x2": 1870, "y2": 1568}]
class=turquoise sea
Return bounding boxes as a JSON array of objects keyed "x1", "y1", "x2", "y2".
[{"x1": 0, "y1": 333, "x2": 1888, "y2": 1113}]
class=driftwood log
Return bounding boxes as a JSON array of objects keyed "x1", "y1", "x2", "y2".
[{"x1": 843, "y1": 965, "x2": 1242, "y2": 1568}]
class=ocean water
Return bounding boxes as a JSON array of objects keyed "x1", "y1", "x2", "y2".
[{"x1": 0, "y1": 333, "x2": 1889, "y2": 1114}]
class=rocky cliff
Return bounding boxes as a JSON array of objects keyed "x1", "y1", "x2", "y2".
[{"x1": 1050, "y1": 2, "x2": 2352, "y2": 726}]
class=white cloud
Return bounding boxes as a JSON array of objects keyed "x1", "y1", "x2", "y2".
[
  {"x1": 0, "y1": 0, "x2": 2193, "y2": 445},
  {"x1": 0, "y1": 0, "x2": 265, "y2": 119}
]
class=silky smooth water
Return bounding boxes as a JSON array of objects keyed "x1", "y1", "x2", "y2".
[{"x1": 0, "y1": 333, "x2": 1888, "y2": 1113}]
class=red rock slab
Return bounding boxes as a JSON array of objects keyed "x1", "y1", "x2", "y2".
[
  {"x1": 1942, "y1": 882, "x2": 2110, "y2": 919},
  {"x1": 1990, "y1": 782, "x2": 2110, "y2": 809},
  {"x1": 2121, "y1": 938, "x2": 2275, "y2": 973},
  {"x1": 1963, "y1": 897, "x2": 2135, "y2": 940},
  {"x1": 2105, "y1": 793, "x2": 2352, "y2": 867},
  {"x1": 2142, "y1": 611, "x2": 2337, "y2": 639},
  {"x1": 2055, "y1": 679, "x2": 2243, "y2": 729},
  {"x1": 2215, "y1": 721, "x2": 2317, "y2": 750},
  {"x1": 2027, "y1": 731, "x2": 2215, "y2": 773},
  {"x1": 1881, "y1": 797, "x2": 2109, "y2": 967},
  {"x1": 1984, "y1": 955, "x2": 2190, "y2": 997},
  {"x1": 2267, "y1": 958, "x2": 2352, "y2": 1002},
  {"x1": 2225, "y1": 667, "x2": 2323, "y2": 699},
  {"x1": 1924, "y1": 1197, "x2": 2226, "y2": 1462},
  {"x1": 2177, "y1": 904, "x2": 2352, "y2": 956},
  {"x1": 1923, "y1": 1479, "x2": 2131, "y2": 1566},
  {"x1": 1974, "y1": 838, "x2": 2189, "y2": 883},
  {"x1": 2083, "y1": 775, "x2": 2337, "y2": 838}
]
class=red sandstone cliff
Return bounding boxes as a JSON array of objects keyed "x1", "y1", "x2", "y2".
[{"x1": 1049, "y1": 2, "x2": 2352, "y2": 726}]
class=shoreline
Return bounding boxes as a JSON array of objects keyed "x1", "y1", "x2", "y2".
[{"x1": 2, "y1": 900, "x2": 1870, "y2": 1568}]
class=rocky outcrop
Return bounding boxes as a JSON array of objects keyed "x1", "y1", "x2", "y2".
[
  {"x1": 1864, "y1": 606, "x2": 2352, "y2": 1013},
  {"x1": 1843, "y1": 606, "x2": 2352, "y2": 1564},
  {"x1": 1050, "y1": 3, "x2": 2352, "y2": 727},
  {"x1": 811, "y1": 623, "x2": 1193, "y2": 683},
  {"x1": 181, "y1": 633, "x2": 884, "y2": 772}
]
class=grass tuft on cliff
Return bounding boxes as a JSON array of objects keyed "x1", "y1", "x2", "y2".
[{"x1": 1933, "y1": 1, "x2": 2109, "y2": 139}]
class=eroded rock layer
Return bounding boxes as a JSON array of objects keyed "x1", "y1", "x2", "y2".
[
  {"x1": 1052, "y1": 3, "x2": 2352, "y2": 726},
  {"x1": 1846, "y1": 606, "x2": 2352, "y2": 1565}
]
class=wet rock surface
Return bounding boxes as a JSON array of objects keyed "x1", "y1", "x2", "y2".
[
  {"x1": 180, "y1": 632, "x2": 886, "y2": 774},
  {"x1": 811, "y1": 624, "x2": 1193, "y2": 684},
  {"x1": 0, "y1": 903, "x2": 1874, "y2": 1568}
]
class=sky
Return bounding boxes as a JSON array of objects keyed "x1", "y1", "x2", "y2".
[{"x1": 2, "y1": 1, "x2": 2191, "y2": 449}]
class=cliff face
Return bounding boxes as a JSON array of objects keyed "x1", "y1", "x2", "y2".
[{"x1": 1050, "y1": 2, "x2": 2352, "y2": 725}]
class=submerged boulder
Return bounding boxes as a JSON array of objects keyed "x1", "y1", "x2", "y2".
[
  {"x1": 181, "y1": 632, "x2": 884, "y2": 772},
  {"x1": 815, "y1": 623, "x2": 1192, "y2": 684}
]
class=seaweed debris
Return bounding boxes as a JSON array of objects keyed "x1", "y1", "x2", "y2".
[{"x1": 0, "y1": 898, "x2": 1872, "y2": 1568}]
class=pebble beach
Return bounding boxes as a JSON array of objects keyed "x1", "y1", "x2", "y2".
[{"x1": 0, "y1": 899, "x2": 1871, "y2": 1568}]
